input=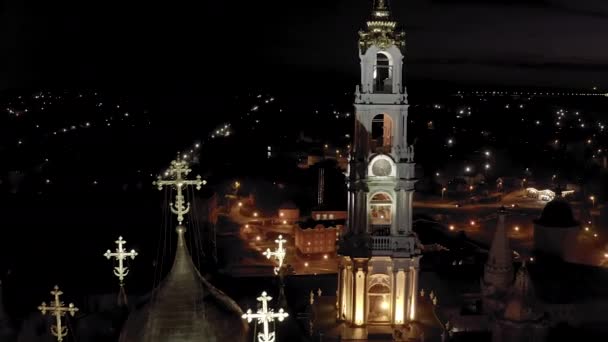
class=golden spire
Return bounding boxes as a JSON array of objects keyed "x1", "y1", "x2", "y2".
[
  {"x1": 360, "y1": 0, "x2": 405, "y2": 52},
  {"x1": 372, "y1": 0, "x2": 390, "y2": 19}
]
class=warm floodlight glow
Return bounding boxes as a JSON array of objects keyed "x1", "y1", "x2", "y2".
[{"x1": 381, "y1": 301, "x2": 390, "y2": 310}]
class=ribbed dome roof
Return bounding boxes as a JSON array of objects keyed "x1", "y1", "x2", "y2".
[
  {"x1": 534, "y1": 199, "x2": 578, "y2": 228},
  {"x1": 119, "y1": 226, "x2": 248, "y2": 342}
]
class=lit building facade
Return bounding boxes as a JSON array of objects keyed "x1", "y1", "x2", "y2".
[
  {"x1": 337, "y1": 0, "x2": 422, "y2": 332},
  {"x1": 295, "y1": 223, "x2": 342, "y2": 255}
]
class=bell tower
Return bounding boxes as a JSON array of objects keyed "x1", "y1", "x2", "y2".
[{"x1": 337, "y1": 0, "x2": 421, "y2": 332}]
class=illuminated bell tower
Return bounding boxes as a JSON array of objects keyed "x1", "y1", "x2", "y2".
[{"x1": 337, "y1": 0, "x2": 421, "y2": 331}]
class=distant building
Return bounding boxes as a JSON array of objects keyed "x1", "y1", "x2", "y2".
[
  {"x1": 311, "y1": 210, "x2": 347, "y2": 221},
  {"x1": 295, "y1": 220, "x2": 343, "y2": 255},
  {"x1": 278, "y1": 201, "x2": 300, "y2": 223}
]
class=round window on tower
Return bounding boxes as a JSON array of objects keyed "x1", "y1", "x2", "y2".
[{"x1": 371, "y1": 158, "x2": 392, "y2": 177}]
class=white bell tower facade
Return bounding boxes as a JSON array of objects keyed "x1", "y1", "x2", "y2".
[{"x1": 337, "y1": 0, "x2": 421, "y2": 331}]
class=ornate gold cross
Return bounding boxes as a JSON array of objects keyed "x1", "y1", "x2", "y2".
[
  {"x1": 153, "y1": 156, "x2": 206, "y2": 224},
  {"x1": 38, "y1": 286, "x2": 78, "y2": 342},
  {"x1": 104, "y1": 236, "x2": 138, "y2": 286}
]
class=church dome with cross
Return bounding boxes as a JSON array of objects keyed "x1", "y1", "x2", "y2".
[{"x1": 120, "y1": 157, "x2": 248, "y2": 342}]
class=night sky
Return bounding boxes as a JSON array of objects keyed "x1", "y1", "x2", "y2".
[{"x1": 1, "y1": 0, "x2": 608, "y2": 93}]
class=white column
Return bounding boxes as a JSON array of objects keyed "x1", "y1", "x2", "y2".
[
  {"x1": 409, "y1": 265, "x2": 419, "y2": 321},
  {"x1": 395, "y1": 188, "x2": 406, "y2": 234},
  {"x1": 347, "y1": 190, "x2": 355, "y2": 233},
  {"x1": 405, "y1": 190, "x2": 414, "y2": 233},
  {"x1": 357, "y1": 190, "x2": 368, "y2": 234},
  {"x1": 345, "y1": 265, "x2": 352, "y2": 321},
  {"x1": 354, "y1": 268, "x2": 366, "y2": 325},
  {"x1": 394, "y1": 269, "x2": 406, "y2": 324}
]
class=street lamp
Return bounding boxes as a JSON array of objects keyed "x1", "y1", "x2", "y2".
[
  {"x1": 442, "y1": 187, "x2": 447, "y2": 200},
  {"x1": 590, "y1": 195, "x2": 596, "y2": 207}
]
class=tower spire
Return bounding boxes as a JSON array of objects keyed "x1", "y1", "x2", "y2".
[
  {"x1": 483, "y1": 206, "x2": 514, "y2": 290},
  {"x1": 360, "y1": 0, "x2": 404, "y2": 53},
  {"x1": 503, "y1": 262, "x2": 538, "y2": 321},
  {"x1": 373, "y1": 0, "x2": 390, "y2": 18}
]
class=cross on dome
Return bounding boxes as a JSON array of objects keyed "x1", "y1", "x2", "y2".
[
  {"x1": 153, "y1": 155, "x2": 206, "y2": 225},
  {"x1": 104, "y1": 236, "x2": 138, "y2": 286},
  {"x1": 38, "y1": 286, "x2": 79, "y2": 342},
  {"x1": 242, "y1": 291, "x2": 288, "y2": 342},
  {"x1": 263, "y1": 235, "x2": 287, "y2": 275}
]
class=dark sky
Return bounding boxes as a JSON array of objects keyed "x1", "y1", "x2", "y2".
[{"x1": 1, "y1": 0, "x2": 608, "y2": 91}]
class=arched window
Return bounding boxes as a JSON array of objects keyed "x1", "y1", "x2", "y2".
[
  {"x1": 371, "y1": 114, "x2": 393, "y2": 153},
  {"x1": 374, "y1": 52, "x2": 393, "y2": 93},
  {"x1": 369, "y1": 192, "x2": 392, "y2": 236},
  {"x1": 368, "y1": 275, "x2": 391, "y2": 322}
]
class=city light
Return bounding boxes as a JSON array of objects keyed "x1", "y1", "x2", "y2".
[
  {"x1": 304, "y1": 262, "x2": 309, "y2": 267},
  {"x1": 323, "y1": 254, "x2": 328, "y2": 260},
  {"x1": 256, "y1": 236, "x2": 261, "y2": 241},
  {"x1": 514, "y1": 226, "x2": 520, "y2": 232},
  {"x1": 449, "y1": 225, "x2": 455, "y2": 231},
  {"x1": 238, "y1": 202, "x2": 243, "y2": 207},
  {"x1": 253, "y1": 212, "x2": 259, "y2": 217}
]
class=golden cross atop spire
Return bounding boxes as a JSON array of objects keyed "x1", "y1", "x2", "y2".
[
  {"x1": 242, "y1": 291, "x2": 289, "y2": 342},
  {"x1": 104, "y1": 236, "x2": 138, "y2": 287},
  {"x1": 360, "y1": 0, "x2": 405, "y2": 52},
  {"x1": 38, "y1": 286, "x2": 79, "y2": 342},
  {"x1": 372, "y1": 0, "x2": 390, "y2": 18},
  {"x1": 153, "y1": 155, "x2": 206, "y2": 225},
  {"x1": 263, "y1": 235, "x2": 287, "y2": 275}
]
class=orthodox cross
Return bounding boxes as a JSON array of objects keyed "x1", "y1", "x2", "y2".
[
  {"x1": 38, "y1": 286, "x2": 79, "y2": 342},
  {"x1": 263, "y1": 235, "x2": 287, "y2": 275},
  {"x1": 242, "y1": 291, "x2": 289, "y2": 342},
  {"x1": 104, "y1": 236, "x2": 138, "y2": 286},
  {"x1": 153, "y1": 157, "x2": 206, "y2": 225}
]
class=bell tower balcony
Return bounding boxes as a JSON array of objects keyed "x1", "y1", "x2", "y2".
[{"x1": 370, "y1": 234, "x2": 419, "y2": 257}]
